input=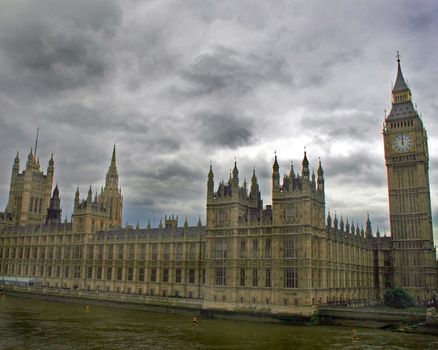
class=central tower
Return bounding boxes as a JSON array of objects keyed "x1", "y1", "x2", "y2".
[{"x1": 383, "y1": 54, "x2": 437, "y2": 302}]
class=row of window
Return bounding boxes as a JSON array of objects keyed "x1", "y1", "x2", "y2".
[
  {"x1": 215, "y1": 267, "x2": 298, "y2": 288},
  {"x1": 86, "y1": 242, "x2": 203, "y2": 261},
  {"x1": 29, "y1": 196, "x2": 44, "y2": 214},
  {"x1": 1, "y1": 263, "x2": 205, "y2": 284},
  {"x1": 214, "y1": 237, "x2": 297, "y2": 259},
  {"x1": 389, "y1": 119, "x2": 413, "y2": 129}
]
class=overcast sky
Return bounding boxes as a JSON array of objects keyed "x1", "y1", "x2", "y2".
[{"x1": 0, "y1": 0, "x2": 437, "y2": 239}]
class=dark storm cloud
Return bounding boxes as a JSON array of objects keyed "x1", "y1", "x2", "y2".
[
  {"x1": 180, "y1": 46, "x2": 292, "y2": 97},
  {"x1": 195, "y1": 112, "x2": 255, "y2": 148},
  {"x1": 0, "y1": 0, "x2": 122, "y2": 97},
  {"x1": 324, "y1": 151, "x2": 385, "y2": 187}
]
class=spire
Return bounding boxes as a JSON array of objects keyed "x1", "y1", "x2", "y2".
[
  {"x1": 111, "y1": 144, "x2": 116, "y2": 165},
  {"x1": 251, "y1": 167, "x2": 257, "y2": 183},
  {"x1": 47, "y1": 154, "x2": 54, "y2": 175},
  {"x1": 272, "y1": 152, "x2": 280, "y2": 194},
  {"x1": 289, "y1": 161, "x2": 295, "y2": 179},
  {"x1": 345, "y1": 217, "x2": 350, "y2": 234},
  {"x1": 232, "y1": 159, "x2": 239, "y2": 178},
  {"x1": 326, "y1": 210, "x2": 332, "y2": 227},
  {"x1": 46, "y1": 184, "x2": 62, "y2": 224},
  {"x1": 207, "y1": 163, "x2": 214, "y2": 199},
  {"x1": 393, "y1": 51, "x2": 409, "y2": 93},
  {"x1": 34, "y1": 128, "x2": 39, "y2": 156},
  {"x1": 387, "y1": 52, "x2": 417, "y2": 121},
  {"x1": 12, "y1": 151, "x2": 20, "y2": 172},
  {"x1": 317, "y1": 158, "x2": 324, "y2": 179},
  {"x1": 340, "y1": 215, "x2": 344, "y2": 232},
  {"x1": 302, "y1": 149, "x2": 309, "y2": 179},
  {"x1": 365, "y1": 213, "x2": 372, "y2": 238},
  {"x1": 333, "y1": 213, "x2": 338, "y2": 230},
  {"x1": 87, "y1": 185, "x2": 93, "y2": 202},
  {"x1": 105, "y1": 145, "x2": 119, "y2": 190},
  {"x1": 273, "y1": 152, "x2": 279, "y2": 172},
  {"x1": 53, "y1": 184, "x2": 59, "y2": 198},
  {"x1": 74, "y1": 187, "x2": 80, "y2": 208}
]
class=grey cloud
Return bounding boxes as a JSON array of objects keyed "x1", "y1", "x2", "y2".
[
  {"x1": 179, "y1": 46, "x2": 292, "y2": 97},
  {"x1": 0, "y1": 0, "x2": 122, "y2": 97},
  {"x1": 196, "y1": 112, "x2": 256, "y2": 148}
]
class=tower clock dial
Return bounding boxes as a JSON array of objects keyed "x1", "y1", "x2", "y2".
[{"x1": 392, "y1": 133, "x2": 413, "y2": 153}]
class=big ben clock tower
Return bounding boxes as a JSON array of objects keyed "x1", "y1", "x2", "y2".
[{"x1": 383, "y1": 53, "x2": 437, "y2": 302}]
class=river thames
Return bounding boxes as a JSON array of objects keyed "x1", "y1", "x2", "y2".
[{"x1": 0, "y1": 295, "x2": 437, "y2": 349}]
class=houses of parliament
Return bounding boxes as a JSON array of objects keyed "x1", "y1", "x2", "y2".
[{"x1": 0, "y1": 57, "x2": 437, "y2": 317}]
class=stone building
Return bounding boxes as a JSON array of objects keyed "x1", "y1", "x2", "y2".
[{"x1": 0, "y1": 56, "x2": 436, "y2": 317}]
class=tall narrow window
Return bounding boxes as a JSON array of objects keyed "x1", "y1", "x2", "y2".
[
  {"x1": 150, "y1": 268, "x2": 157, "y2": 282},
  {"x1": 265, "y1": 268, "x2": 272, "y2": 287},
  {"x1": 215, "y1": 267, "x2": 226, "y2": 285},
  {"x1": 163, "y1": 244, "x2": 170, "y2": 261},
  {"x1": 189, "y1": 269, "x2": 195, "y2": 284},
  {"x1": 189, "y1": 243, "x2": 196, "y2": 260},
  {"x1": 240, "y1": 239, "x2": 246, "y2": 258},
  {"x1": 138, "y1": 267, "x2": 145, "y2": 282},
  {"x1": 265, "y1": 239, "x2": 271, "y2": 258},
  {"x1": 284, "y1": 237, "x2": 297, "y2": 258},
  {"x1": 252, "y1": 268, "x2": 258, "y2": 287},
  {"x1": 284, "y1": 267, "x2": 298, "y2": 288},
  {"x1": 163, "y1": 268, "x2": 169, "y2": 283},
  {"x1": 176, "y1": 243, "x2": 183, "y2": 261},
  {"x1": 175, "y1": 268, "x2": 182, "y2": 283},
  {"x1": 252, "y1": 239, "x2": 259, "y2": 258},
  {"x1": 240, "y1": 268, "x2": 245, "y2": 286},
  {"x1": 151, "y1": 244, "x2": 158, "y2": 260}
]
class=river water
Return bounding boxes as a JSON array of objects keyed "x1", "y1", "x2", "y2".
[{"x1": 0, "y1": 295, "x2": 436, "y2": 350}]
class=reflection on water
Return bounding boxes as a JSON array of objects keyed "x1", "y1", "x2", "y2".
[{"x1": 0, "y1": 295, "x2": 437, "y2": 350}]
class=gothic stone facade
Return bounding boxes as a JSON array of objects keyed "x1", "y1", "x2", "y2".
[{"x1": 0, "y1": 58, "x2": 437, "y2": 317}]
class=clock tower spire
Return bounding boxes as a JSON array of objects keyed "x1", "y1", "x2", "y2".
[{"x1": 383, "y1": 53, "x2": 437, "y2": 302}]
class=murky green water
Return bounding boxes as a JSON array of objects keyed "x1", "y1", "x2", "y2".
[{"x1": 0, "y1": 295, "x2": 436, "y2": 350}]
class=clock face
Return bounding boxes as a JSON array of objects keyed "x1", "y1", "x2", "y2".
[{"x1": 392, "y1": 133, "x2": 413, "y2": 153}]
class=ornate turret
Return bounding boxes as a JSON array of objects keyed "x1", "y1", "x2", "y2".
[
  {"x1": 26, "y1": 148, "x2": 34, "y2": 170},
  {"x1": 13, "y1": 152, "x2": 19, "y2": 173},
  {"x1": 232, "y1": 161, "x2": 239, "y2": 191},
  {"x1": 46, "y1": 185, "x2": 62, "y2": 224},
  {"x1": 333, "y1": 213, "x2": 338, "y2": 230},
  {"x1": 317, "y1": 159, "x2": 324, "y2": 191},
  {"x1": 365, "y1": 213, "x2": 372, "y2": 239},
  {"x1": 48, "y1": 153, "x2": 54, "y2": 173},
  {"x1": 289, "y1": 161, "x2": 295, "y2": 180},
  {"x1": 272, "y1": 153, "x2": 280, "y2": 194},
  {"x1": 87, "y1": 186, "x2": 93, "y2": 203},
  {"x1": 302, "y1": 150, "x2": 309, "y2": 179},
  {"x1": 74, "y1": 187, "x2": 80, "y2": 208},
  {"x1": 207, "y1": 164, "x2": 214, "y2": 199},
  {"x1": 326, "y1": 211, "x2": 332, "y2": 228}
]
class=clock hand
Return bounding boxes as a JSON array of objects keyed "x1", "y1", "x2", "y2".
[{"x1": 401, "y1": 134, "x2": 404, "y2": 146}]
